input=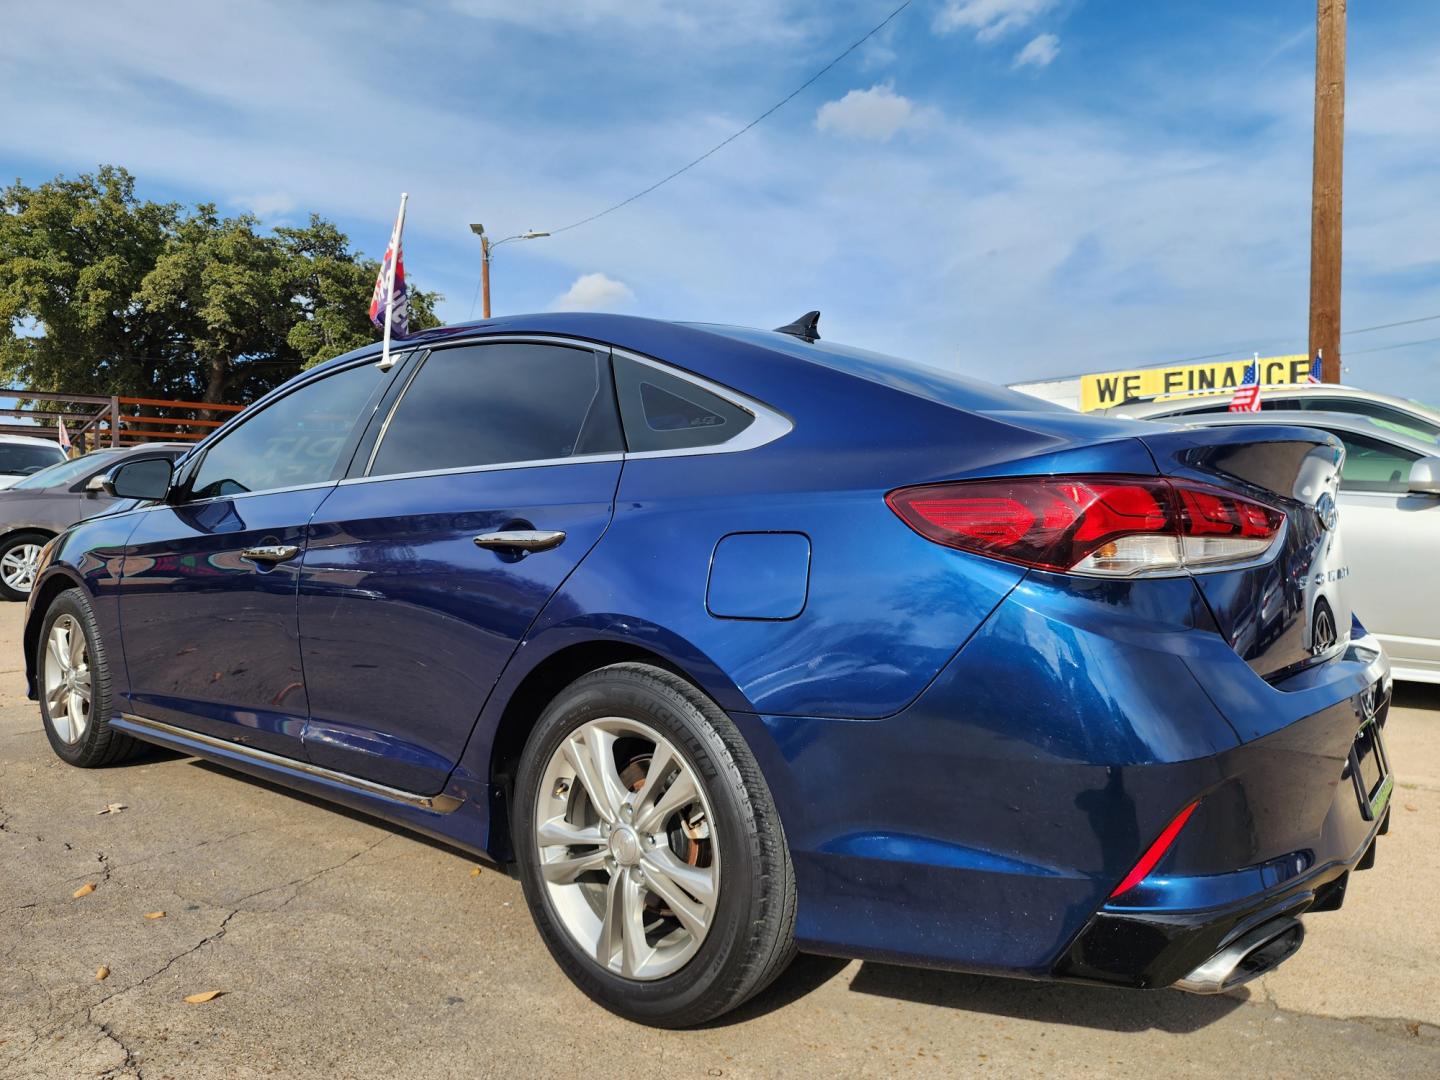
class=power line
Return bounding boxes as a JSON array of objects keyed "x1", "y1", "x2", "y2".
[
  {"x1": 1080, "y1": 311, "x2": 1440, "y2": 377},
  {"x1": 545, "y1": 0, "x2": 914, "y2": 237},
  {"x1": 1033, "y1": 309, "x2": 1440, "y2": 383},
  {"x1": 1343, "y1": 312, "x2": 1440, "y2": 336},
  {"x1": 1345, "y1": 333, "x2": 1440, "y2": 357}
]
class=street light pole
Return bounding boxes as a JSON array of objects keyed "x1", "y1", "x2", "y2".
[
  {"x1": 481, "y1": 232, "x2": 492, "y2": 319},
  {"x1": 469, "y1": 224, "x2": 551, "y2": 320}
]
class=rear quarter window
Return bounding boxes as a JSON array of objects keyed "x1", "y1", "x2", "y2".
[{"x1": 613, "y1": 355, "x2": 754, "y2": 453}]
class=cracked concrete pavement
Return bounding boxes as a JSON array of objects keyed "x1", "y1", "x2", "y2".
[{"x1": 1, "y1": 605, "x2": 1438, "y2": 1078}]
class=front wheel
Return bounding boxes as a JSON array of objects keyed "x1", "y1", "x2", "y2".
[
  {"x1": 38, "y1": 588, "x2": 140, "y2": 767},
  {"x1": 0, "y1": 531, "x2": 50, "y2": 600},
  {"x1": 513, "y1": 662, "x2": 796, "y2": 1027}
]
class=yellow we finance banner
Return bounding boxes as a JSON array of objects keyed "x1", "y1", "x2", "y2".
[{"x1": 1080, "y1": 355, "x2": 1310, "y2": 412}]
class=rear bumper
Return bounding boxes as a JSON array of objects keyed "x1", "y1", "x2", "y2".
[
  {"x1": 1054, "y1": 805, "x2": 1385, "y2": 990},
  {"x1": 731, "y1": 571, "x2": 1393, "y2": 981}
]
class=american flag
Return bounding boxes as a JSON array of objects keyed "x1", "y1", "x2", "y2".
[
  {"x1": 1306, "y1": 352, "x2": 1323, "y2": 384},
  {"x1": 369, "y1": 199, "x2": 410, "y2": 341},
  {"x1": 57, "y1": 417, "x2": 71, "y2": 455},
  {"x1": 1228, "y1": 356, "x2": 1262, "y2": 412}
]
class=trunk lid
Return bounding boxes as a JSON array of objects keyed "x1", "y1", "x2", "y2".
[{"x1": 1137, "y1": 423, "x2": 1350, "y2": 679}]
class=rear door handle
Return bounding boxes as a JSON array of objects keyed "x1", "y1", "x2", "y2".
[
  {"x1": 241, "y1": 544, "x2": 301, "y2": 565},
  {"x1": 473, "y1": 530, "x2": 566, "y2": 553}
]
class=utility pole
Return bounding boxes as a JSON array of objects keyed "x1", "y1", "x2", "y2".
[
  {"x1": 1308, "y1": 0, "x2": 1346, "y2": 384},
  {"x1": 481, "y1": 232, "x2": 492, "y2": 319},
  {"x1": 469, "y1": 224, "x2": 493, "y2": 319}
]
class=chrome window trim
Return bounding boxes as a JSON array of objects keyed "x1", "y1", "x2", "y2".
[
  {"x1": 612, "y1": 347, "x2": 793, "y2": 459},
  {"x1": 118, "y1": 713, "x2": 463, "y2": 813},
  {"x1": 338, "y1": 452, "x2": 624, "y2": 488},
  {"x1": 357, "y1": 332, "x2": 792, "y2": 478}
]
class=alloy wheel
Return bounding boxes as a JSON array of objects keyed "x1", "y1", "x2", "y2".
[
  {"x1": 1, "y1": 542, "x2": 43, "y2": 594},
  {"x1": 534, "y1": 716, "x2": 720, "y2": 981},
  {"x1": 43, "y1": 613, "x2": 92, "y2": 744}
]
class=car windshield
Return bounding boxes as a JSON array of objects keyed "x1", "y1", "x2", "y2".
[
  {"x1": 0, "y1": 442, "x2": 65, "y2": 477},
  {"x1": 9, "y1": 449, "x2": 122, "y2": 490}
]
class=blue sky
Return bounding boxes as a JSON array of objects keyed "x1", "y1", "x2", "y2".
[{"x1": 4, "y1": 0, "x2": 1440, "y2": 400}]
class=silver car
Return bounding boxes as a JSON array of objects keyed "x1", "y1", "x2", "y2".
[
  {"x1": 1103, "y1": 382, "x2": 1440, "y2": 443},
  {"x1": 0, "y1": 444, "x2": 186, "y2": 600},
  {"x1": 1158, "y1": 410, "x2": 1440, "y2": 684},
  {"x1": 0, "y1": 433, "x2": 66, "y2": 489}
]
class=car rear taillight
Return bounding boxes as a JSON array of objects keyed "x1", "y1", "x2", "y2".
[{"x1": 886, "y1": 475, "x2": 1283, "y2": 577}]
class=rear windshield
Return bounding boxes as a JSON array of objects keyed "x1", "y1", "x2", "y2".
[
  {"x1": 0, "y1": 442, "x2": 65, "y2": 476},
  {"x1": 690, "y1": 325, "x2": 1064, "y2": 414}
]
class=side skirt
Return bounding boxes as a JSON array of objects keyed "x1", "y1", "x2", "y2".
[{"x1": 117, "y1": 712, "x2": 465, "y2": 813}]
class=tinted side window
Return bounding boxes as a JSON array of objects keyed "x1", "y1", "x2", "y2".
[
  {"x1": 1332, "y1": 431, "x2": 1422, "y2": 492},
  {"x1": 613, "y1": 355, "x2": 754, "y2": 453},
  {"x1": 369, "y1": 343, "x2": 619, "y2": 476},
  {"x1": 190, "y1": 361, "x2": 389, "y2": 499}
]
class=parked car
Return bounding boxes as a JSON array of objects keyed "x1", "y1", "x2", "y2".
[
  {"x1": 0, "y1": 444, "x2": 186, "y2": 600},
  {"x1": 24, "y1": 314, "x2": 1390, "y2": 1026},
  {"x1": 1104, "y1": 382, "x2": 1440, "y2": 444},
  {"x1": 0, "y1": 433, "x2": 66, "y2": 490},
  {"x1": 1167, "y1": 410, "x2": 1439, "y2": 684}
]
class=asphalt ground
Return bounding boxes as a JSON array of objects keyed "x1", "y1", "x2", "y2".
[{"x1": 2, "y1": 603, "x2": 1437, "y2": 1078}]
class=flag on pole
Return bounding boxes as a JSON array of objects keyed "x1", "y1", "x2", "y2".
[
  {"x1": 1228, "y1": 354, "x2": 1263, "y2": 412},
  {"x1": 370, "y1": 193, "x2": 410, "y2": 369},
  {"x1": 57, "y1": 417, "x2": 72, "y2": 456},
  {"x1": 1306, "y1": 352, "x2": 1323, "y2": 384}
]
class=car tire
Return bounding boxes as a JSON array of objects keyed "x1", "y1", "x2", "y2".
[
  {"x1": 0, "y1": 531, "x2": 50, "y2": 601},
  {"x1": 513, "y1": 662, "x2": 797, "y2": 1027},
  {"x1": 37, "y1": 587, "x2": 140, "y2": 767}
]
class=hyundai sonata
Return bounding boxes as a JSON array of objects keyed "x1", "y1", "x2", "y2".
[{"x1": 25, "y1": 312, "x2": 1392, "y2": 1026}]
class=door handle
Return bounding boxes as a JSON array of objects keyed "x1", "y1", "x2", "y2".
[
  {"x1": 241, "y1": 544, "x2": 301, "y2": 565},
  {"x1": 473, "y1": 530, "x2": 566, "y2": 553}
]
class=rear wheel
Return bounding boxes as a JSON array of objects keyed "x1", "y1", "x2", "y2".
[
  {"x1": 513, "y1": 662, "x2": 796, "y2": 1027},
  {"x1": 0, "y1": 531, "x2": 49, "y2": 600},
  {"x1": 38, "y1": 588, "x2": 140, "y2": 767}
]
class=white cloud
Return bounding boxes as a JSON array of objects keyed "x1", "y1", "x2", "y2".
[
  {"x1": 934, "y1": 0, "x2": 1057, "y2": 43},
  {"x1": 234, "y1": 192, "x2": 297, "y2": 219},
  {"x1": 1013, "y1": 33, "x2": 1060, "y2": 69},
  {"x1": 551, "y1": 272, "x2": 635, "y2": 312},
  {"x1": 815, "y1": 83, "x2": 922, "y2": 142}
]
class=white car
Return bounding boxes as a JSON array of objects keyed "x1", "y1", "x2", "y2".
[
  {"x1": 1103, "y1": 382, "x2": 1440, "y2": 444},
  {"x1": 1162, "y1": 409, "x2": 1440, "y2": 684},
  {"x1": 0, "y1": 433, "x2": 66, "y2": 489}
]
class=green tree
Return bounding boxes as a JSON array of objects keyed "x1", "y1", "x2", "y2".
[{"x1": 0, "y1": 166, "x2": 441, "y2": 407}]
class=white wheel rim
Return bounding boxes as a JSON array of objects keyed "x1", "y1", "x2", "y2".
[
  {"x1": 42, "y1": 614, "x2": 92, "y2": 744},
  {"x1": 535, "y1": 717, "x2": 720, "y2": 981},
  {"x1": 1, "y1": 542, "x2": 42, "y2": 593}
]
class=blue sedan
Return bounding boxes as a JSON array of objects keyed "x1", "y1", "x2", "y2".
[{"x1": 24, "y1": 313, "x2": 1392, "y2": 1026}]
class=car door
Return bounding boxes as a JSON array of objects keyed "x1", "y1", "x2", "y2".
[
  {"x1": 297, "y1": 339, "x2": 624, "y2": 795},
  {"x1": 1325, "y1": 429, "x2": 1439, "y2": 677},
  {"x1": 117, "y1": 359, "x2": 397, "y2": 756}
]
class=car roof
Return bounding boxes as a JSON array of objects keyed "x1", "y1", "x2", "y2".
[
  {"x1": 0, "y1": 432, "x2": 61, "y2": 447},
  {"x1": 1104, "y1": 382, "x2": 1440, "y2": 421},
  {"x1": 1166, "y1": 409, "x2": 1440, "y2": 456},
  {"x1": 284, "y1": 312, "x2": 1062, "y2": 423}
]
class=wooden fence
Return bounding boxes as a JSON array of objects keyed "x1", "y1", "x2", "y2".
[{"x1": 0, "y1": 391, "x2": 245, "y2": 452}]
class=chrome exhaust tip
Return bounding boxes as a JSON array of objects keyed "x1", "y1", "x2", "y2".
[{"x1": 1174, "y1": 916, "x2": 1305, "y2": 994}]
